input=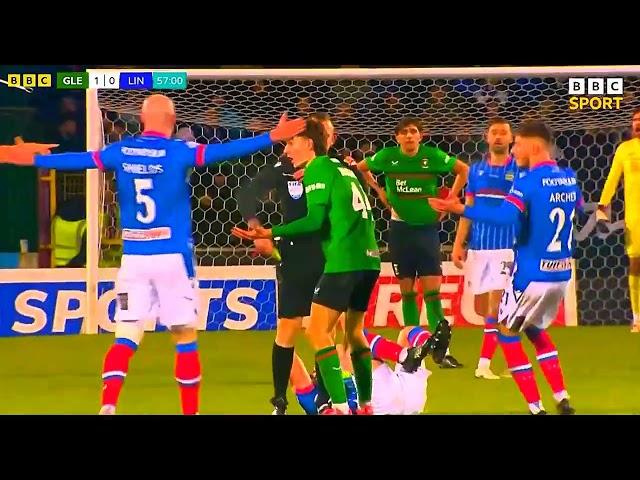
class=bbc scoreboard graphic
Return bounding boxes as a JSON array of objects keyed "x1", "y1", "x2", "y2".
[{"x1": 1, "y1": 71, "x2": 188, "y2": 91}]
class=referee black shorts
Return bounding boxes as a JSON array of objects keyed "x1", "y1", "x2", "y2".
[
  {"x1": 389, "y1": 220, "x2": 442, "y2": 279},
  {"x1": 276, "y1": 247, "x2": 324, "y2": 319},
  {"x1": 313, "y1": 270, "x2": 380, "y2": 313}
]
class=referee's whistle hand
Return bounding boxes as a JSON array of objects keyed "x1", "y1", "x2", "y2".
[{"x1": 231, "y1": 226, "x2": 273, "y2": 241}]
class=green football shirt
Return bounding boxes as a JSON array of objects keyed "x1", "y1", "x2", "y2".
[
  {"x1": 273, "y1": 156, "x2": 380, "y2": 273},
  {"x1": 366, "y1": 144, "x2": 457, "y2": 225}
]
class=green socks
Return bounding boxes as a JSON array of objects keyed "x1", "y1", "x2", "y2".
[
  {"x1": 350, "y1": 348, "x2": 373, "y2": 404},
  {"x1": 315, "y1": 346, "x2": 347, "y2": 405},
  {"x1": 402, "y1": 291, "x2": 420, "y2": 327},
  {"x1": 424, "y1": 289, "x2": 445, "y2": 332}
]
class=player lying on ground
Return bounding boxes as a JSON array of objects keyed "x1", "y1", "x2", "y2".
[
  {"x1": 290, "y1": 321, "x2": 451, "y2": 414},
  {"x1": 233, "y1": 119, "x2": 381, "y2": 415},
  {"x1": 430, "y1": 120, "x2": 580, "y2": 415},
  {"x1": 598, "y1": 108, "x2": 640, "y2": 332},
  {"x1": 0, "y1": 94, "x2": 305, "y2": 415},
  {"x1": 356, "y1": 117, "x2": 467, "y2": 369},
  {"x1": 452, "y1": 117, "x2": 523, "y2": 380}
]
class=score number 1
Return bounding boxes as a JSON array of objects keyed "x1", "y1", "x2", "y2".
[{"x1": 89, "y1": 72, "x2": 120, "y2": 89}]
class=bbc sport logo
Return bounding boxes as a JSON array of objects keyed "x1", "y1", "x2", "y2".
[{"x1": 568, "y1": 77, "x2": 624, "y2": 110}]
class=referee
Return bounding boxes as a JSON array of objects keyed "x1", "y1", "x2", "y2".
[
  {"x1": 237, "y1": 113, "x2": 385, "y2": 414},
  {"x1": 237, "y1": 145, "x2": 325, "y2": 415}
]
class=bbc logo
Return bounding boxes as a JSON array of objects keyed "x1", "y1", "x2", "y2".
[{"x1": 568, "y1": 77, "x2": 624, "y2": 95}]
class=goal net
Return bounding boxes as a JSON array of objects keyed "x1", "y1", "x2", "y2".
[{"x1": 90, "y1": 67, "x2": 640, "y2": 328}]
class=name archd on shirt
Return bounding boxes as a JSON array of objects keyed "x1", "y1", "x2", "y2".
[{"x1": 549, "y1": 191, "x2": 577, "y2": 203}]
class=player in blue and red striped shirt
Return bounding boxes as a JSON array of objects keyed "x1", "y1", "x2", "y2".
[
  {"x1": 432, "y1": 120, "x2": 581, "y2": 415},
  {"x1": 452, "y1": 118, "x2": 523, "y2": 380},
  {"x1": 0, "y1": 94, "x2": 305, "y2": 415}
]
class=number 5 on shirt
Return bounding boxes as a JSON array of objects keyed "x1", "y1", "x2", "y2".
[{"x1": 134, "y1": 178, "x2": 156, "y2": 224}]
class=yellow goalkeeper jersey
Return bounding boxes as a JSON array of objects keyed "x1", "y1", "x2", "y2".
[{"x1": 600, "y1": 138, "x2": 640, "y2": 222}]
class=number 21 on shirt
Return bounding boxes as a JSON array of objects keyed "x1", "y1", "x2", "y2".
[
  {"x1": 547, "y1": 206, "x2": 575, "y2": 252},
  {"x1": 134, "y1": 178, "x2": 156, "y2": 224}
]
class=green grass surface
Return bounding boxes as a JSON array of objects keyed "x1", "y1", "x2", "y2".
[{"x1": 1, "y1": 326, "x2": 639, "y2": 414}]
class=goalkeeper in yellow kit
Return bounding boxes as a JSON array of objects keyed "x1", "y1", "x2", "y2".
[{"x1": 598, "y1": 108, "x2": 640, "y2": 332}]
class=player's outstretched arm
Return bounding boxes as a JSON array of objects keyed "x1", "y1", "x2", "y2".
[
  {"x1": 463, "y1": 198, "x2": 521, "y2": 225},
  {"x1": 35, "y1": 152, "x2": 103, "y2": 170},
  {"x1": 232, "y1": 157, "x2": 332, "y2": 242},
  {"x1": 429, "y1": 194, "x2": 521, "y2": 226},
  {"x1": 597, "y1": 145, "x2": 624, "y2": 221},
  {"x1": 0, "y1": 142, "x2": 59, "y2": 166},
  {"x1": 231, "y1": 203, "x2": 328, "y2": 241},
  {"x1": 197, "y1": 113, "x2": 305, "y2": 167}
]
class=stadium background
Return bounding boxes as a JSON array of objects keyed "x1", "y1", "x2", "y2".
[
  {"x1": 0, "y1": 66, "x2": 636, "y2": 329},
  {"x1": 96, "y1": 71, "x2": 639, "y2": 326},
  {"x1": 0, "y1": 66, "x2": 639, "y2": 414}
]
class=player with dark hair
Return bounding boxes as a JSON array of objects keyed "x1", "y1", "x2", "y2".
[
  {"x1": 308, "y1": 112, "x2": 390, "y2": 209},
  {"x1": 0, "y1": 94, "x2": 305, "y2": 415},
  {"x1": 452, "y1": 117, "x2": 522, "y2": 379},
  {"x1": 357, "y1": 117, "x2": 468, "y2": 368},
  {"x1": 598, "y1": 108, "x2": 640, "y2": 332},
  {"x1": 430, "y1": 120, "x2": 580, "y2": 415},
  {"x1": 237, "y1": 113, "x2": 388, "y2": 415},
  {"x1": 233, "y1": 119, "x2": 384, "y2": 415}
]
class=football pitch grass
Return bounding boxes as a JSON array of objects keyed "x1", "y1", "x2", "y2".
[{"x1": 0, "y1": 326, "x2": 639, "y2": 415}]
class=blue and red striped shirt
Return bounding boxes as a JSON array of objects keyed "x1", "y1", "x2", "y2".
[
  {"x1": 464, "y1": 162, "x2": 583, "y2": 289},
  {"x1": 35, "y1": 132, "x2": 273, "y2": 257},
  {"x1": 465, "y1": 156, "x2": 523, "y2": 250}
]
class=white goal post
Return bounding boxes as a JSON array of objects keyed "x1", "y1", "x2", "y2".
[{"x1": 84, "y1": 66, "x2": 640, "y2": 332}]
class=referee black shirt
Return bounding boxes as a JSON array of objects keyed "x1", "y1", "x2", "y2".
[{"x1": 236, "y1": 156, "x2": 324, "y2": 263}]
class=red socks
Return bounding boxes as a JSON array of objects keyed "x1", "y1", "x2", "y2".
[
  {"x1": 406, "y1": 326, "x2": 432, "y2": 347},
  {"x1": 102, "y1": 338, "x2": 202, "y2": 415},
  {"x1": 175, "y1": 342, "x2": 201, "y2": 415},
  {"x1": 525, "y1": 327, "x2": 568, "y2": 402},
  {"x1": 101, "y1": 338, "x2": 137, "y2": 408},
  {"x1": 499, "y1": 333, "x2": 544, "y2": 413},
  {"x1": 364, "y1": 330, "x2": 404, "y2": 362},
  {"x1": 479, "y1": 317, "x2": 499, "y2": 366}
]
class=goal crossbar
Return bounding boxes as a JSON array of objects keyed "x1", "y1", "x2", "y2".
[
  {"x1": 85, "y1": 65, "x2": 640, "y2": 332},
  {"x1": 87, "y1": 66, "x2": 640, "y2": 80}
]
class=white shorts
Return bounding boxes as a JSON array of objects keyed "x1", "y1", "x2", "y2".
[
  {"x1": 498, "y1": 280, "x2": 568, "y2": 332},
  {"x1": 371, "y1": 364, "x2": 430, "y2": 415},
  {"x1": 114, "y1": 254, "x2": 198, "y2": 328},
  {"x1": 465, "y1": 249, "x2": 514, "y2": 295}
]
